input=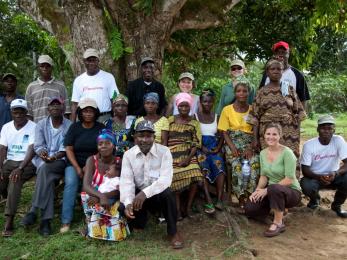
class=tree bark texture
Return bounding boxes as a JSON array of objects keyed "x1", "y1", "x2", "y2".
[{"x1": 18, "y1": 0, "x2": 240, "y2": 90}]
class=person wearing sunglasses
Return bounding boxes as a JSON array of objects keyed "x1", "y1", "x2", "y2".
[{"x1": 216, "y1": 59, "x2": 254, "y2": 115}]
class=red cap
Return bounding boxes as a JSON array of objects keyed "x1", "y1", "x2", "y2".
[{"x1": 272, "y1": 41, "x2": 289, "y2": 51}]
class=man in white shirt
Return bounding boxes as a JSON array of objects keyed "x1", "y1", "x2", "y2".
[
  {"x1": 300, "y1": 115, "x2": 347, "y2": 217},
  {"x1": 120, "y1": 120, "x2": 183, "y2": 249},
  {"x1": 0, "y1": 99, "x2": 36, "y2": 236},
  {"x1": 71, "y1": 48, "x2": 119, "y2": 122}
]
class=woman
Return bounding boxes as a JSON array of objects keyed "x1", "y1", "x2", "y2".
[
  {"x1": 61, "y1": 98, "x2": 105, "y2": 233},
  {"x1": 166, "y1": 72, "x2": 199, "y2": 117},
  {"x1": 168, "y1": 92, "x2": 203, "y2": 219},
  {"x1": 135, "y1": 92, "x2": 169, "y2": 145},
  {"x1": 244, "y1": 123, "x2": 301, "y2": 237},
  {"x1": 218, "y1": 82, "x2": 260, "y2": 208},
  {"x1": 216, "y1": 59, "x2": 254, "y2": 115},
  {"x1": 248, "y1": 59, "x2": 306, "y2": 160},
  {"x1": 104, "y1": 94, "x2": 136, "y2": 157},
  {"x1": 195, "y1": 89, "x2": 226, "y2": 213},
  {"x1": 81, "y1": 129, "x2": 130, "y2": 241}
]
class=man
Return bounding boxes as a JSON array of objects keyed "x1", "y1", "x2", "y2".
[
  {"x1": 126, "y1": 57, "x2": 167, "y2": 116},
  {"x1": 0, "y1": 99, "x2": 36, "y2": 236},
  {"x1": 21, "y1": 97, "x2": 71, "y2": 236},
  {"x1": 300, "y1": 115, "x2": 347, "y2": 218},
  {"x1": 0, "y1": 73, "x2": 24, "y2": 131},
  {"x1": 120, "y1": 120, "x2": 183, "y2": 249},
  {"x1": 25, "y1": 55, "x2": 71, "y2": 123},
  {"x1": 259, "y1": 41, "x2": 310, "y2": 109},
  {"x1": 71, "y1": 48, "x2": 119, "y2": 122}
]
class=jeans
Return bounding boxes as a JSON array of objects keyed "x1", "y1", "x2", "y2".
[{"x1": 61, "y1": 166, "x2": 81, "y2": 224}]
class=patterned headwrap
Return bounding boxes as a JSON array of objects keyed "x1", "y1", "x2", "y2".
[
  {"x1": 97, "y1": 129, "x2": 116, "y2": 145},
  {"x1": 143, "y1": 92, "x2": 159, "y2": 103},
  {"x1": 113, "y1": 93, "x2": 128, "y2": 104},
  {"x1": 175, "y1": 92, "x2": 193, "y2": 107}
]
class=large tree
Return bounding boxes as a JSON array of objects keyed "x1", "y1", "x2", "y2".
[{"x1": 18, "y1": 0, "x2": 240, "y2": 89}]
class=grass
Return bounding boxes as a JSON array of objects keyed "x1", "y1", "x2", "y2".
[
  {"x1": 301, "y1": 113, "x2": 347, "y2": 139},
  {"x1": 2, "y1": 112, "x2": 346, "y2": 259}
]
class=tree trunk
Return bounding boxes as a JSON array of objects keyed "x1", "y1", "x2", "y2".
[{"x1": 19, "y1": 0, "x2": 240, "y2": 91}]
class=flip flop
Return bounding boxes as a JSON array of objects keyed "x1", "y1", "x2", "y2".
[
  {"x1": 215, "y1": 200, "x2": 224, "y2": 211},
  {"x1": 204, "y1": 204, "x2": 215, "y2": 214},
  {"x1": 2, "y1": 229, "x2": 13, "y2": 237}
]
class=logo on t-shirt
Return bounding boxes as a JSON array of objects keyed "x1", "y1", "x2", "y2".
[{"x1": 313, "y1": 153, "x2": 337, "y2": 161}]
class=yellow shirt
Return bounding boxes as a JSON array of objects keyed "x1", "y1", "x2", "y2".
[
  {"x1": 135, "y1": 116, "x2": 169, "y2": 144},
  {"x1": 218, "y1": 104, "x2": 252, "y2": 134}
]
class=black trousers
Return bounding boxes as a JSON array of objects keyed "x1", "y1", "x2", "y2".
[
  {"x1": 244, "y1": 184, "x2": 301, "y2": 218},
  {"x1": 300, "y1": 174, "x2": 347, "y2": 207},
  {"x1": 120, "y1": 188, "x2": 177, "y2": 236}
]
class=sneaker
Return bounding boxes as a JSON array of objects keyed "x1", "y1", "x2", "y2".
[
  {"x1": 331, "y1": 204, "x2": 347, "y2": 218},
  {"x1": 60, "y1": 224, "x2": 70, "y2": 233},
  {"x1": 21, "y1": 212, "x2": 37, "y2": 227},
  {"x1": 307, "y1": 198, "x2": 320, "y2": 209}
]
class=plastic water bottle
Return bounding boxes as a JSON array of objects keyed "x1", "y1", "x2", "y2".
[{"x1": 241, "y1": 159, "x2": 251, "y2": 190}]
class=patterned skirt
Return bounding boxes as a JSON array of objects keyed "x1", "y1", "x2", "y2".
[
  {"x1": 224, "y1": 130, "x2": 260, "y2": 198},
  {"x1": 81, "y1": 192, "x2": 130, "y2": 241},
  {"x1": 197, "y1": 135, "x2": 226, "y2": 183}
]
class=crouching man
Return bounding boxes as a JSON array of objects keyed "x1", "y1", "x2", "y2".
[
  {"x1": 120, "y1": 120, "x2": 183, "y2": 249},
  {"x1": 300, "y1": 115, "x2": 347, "y2": 217}
]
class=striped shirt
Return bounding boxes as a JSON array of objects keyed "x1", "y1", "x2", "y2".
[
  {"x1": 25, "y1": 78, "x2": 71, "y2": 122},
  {"x1": 120, "y1": 143, "x2": 173, "y2": 206}
]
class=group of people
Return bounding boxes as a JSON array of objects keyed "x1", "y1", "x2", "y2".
[{"x1": 0, "y1": 41, "x2": 346, "y2": 248}]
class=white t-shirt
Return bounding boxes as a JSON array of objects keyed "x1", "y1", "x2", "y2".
[
  {"x1": 265, "y1": 67, "x2": 297, "y2": 90},
  {"x1": 72, "y1": 70, "x2": 119, "y2": 113},
  {"x1": 0, "y1": 120, "x2": 36, "y2": 161},
  {"x1": 300, "y1": 135, "x2": 347, "y2": 175}
]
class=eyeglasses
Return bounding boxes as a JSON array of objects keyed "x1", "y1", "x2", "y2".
[{"x1": 231, "y1": 66, "x2": 243, "y2": 71}]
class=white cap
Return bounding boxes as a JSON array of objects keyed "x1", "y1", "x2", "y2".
[
  {"x1": 38, "y1": 55, "x2": 54, "y2": 66},
  {"x1": 78, "y1": 98, "x2": 98, "y2": 109},
  {"x1": 10, "y1": 99, "x2": 28, "y2": 110},
  {"x1": 83, "y1": 48, "x2": 100, "y2": 59}
]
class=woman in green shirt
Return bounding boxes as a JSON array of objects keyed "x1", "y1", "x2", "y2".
[{"x1": 244, "y1": 123, "x2": 301, "y2": 237}]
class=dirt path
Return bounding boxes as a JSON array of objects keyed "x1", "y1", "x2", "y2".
[{"x1": 248, "y1": 191, "x2": 347, "y2": 260}]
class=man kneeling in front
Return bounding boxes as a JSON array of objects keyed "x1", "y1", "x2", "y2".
[
  {"x1": 120, "y1": 120, "x2": 183, "y2": 249},
  {"x1": 300, "y1": 115, "x2": 347, "y2": 217}
]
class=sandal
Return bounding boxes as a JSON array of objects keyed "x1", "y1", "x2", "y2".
[
  {"x1": 2, "y1": 229, "x2": 13, "y2": 237},
  {"x1": 169, "y1": 233, "x2": 184, "y2": 249},
  {"x1": 204, "y1": 204, "x2": 215, "y2": 214},
  {"x1": 215, "y1": 200, "x2": 224, "y2": 211},
  {"x1": 263, "y1": 222, "x2": 286, "y2": 237}
]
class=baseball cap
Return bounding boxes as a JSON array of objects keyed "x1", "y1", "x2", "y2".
[
  {"x1": 38, "y1": 55, "x2": 54, "y2": 66},
  {"x1": 135, "y1": 120, "x2": 155, "y2": 133},
  {"x1": 2, "y1": 73, "x2": 17, "y2": 81},
  {"x1": 78, "y1": 98, "x2": 98, "y2": 109},
  {"x1": 48, "y1": 96, "x2": 64, "y2": 105},
  {"x1": 140, "y1": 57, "x2": 154, "y2": 65},
  {"x1": 230, "y1": 59, "x2": 245, "y2": 69},
  {"x1": 272, "y1": 41, "x2": 290, "y2": 51},
  {"x1": 178, "y1": 72, "x2": 195, "y2": 81},
  {"x1": 10, "y1": 99, "x2": 28, "y2": 110},
  {"x1": 317, "y1": 115, "x2": 335, "y2": 125},
  {"x1": 83, "y1": 48, "x2": 100, "y2": 59}
]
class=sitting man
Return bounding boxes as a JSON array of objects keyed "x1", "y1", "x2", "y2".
[
  {"x1": 300, "y1": 115, "x2": 347, "y2": 217},
  {"x1": 0, "y1": 99, "x2": 36, "y2": 236},
  {"x1": 120, "y1": 120, "x2": 183, "y2": 249},
  {"x1": 21, "y1": 97, "x2": 72, "y2": 236}
]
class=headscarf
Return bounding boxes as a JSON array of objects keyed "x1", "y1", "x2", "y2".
[
  {"x1": 143, "y1": 92, "x2": 159, "y2": 103},
  {"x1": 113, "y1": 94, "x2": 128, "y2": 104},
  {"x1": 175, "y1": 92, "x2": 193, "y2": 107},
  {"x1": 97, "y1": 129, "x2": 116, "y2": 145}
]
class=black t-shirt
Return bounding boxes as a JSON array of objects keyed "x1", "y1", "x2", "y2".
[
  {"x1": 64, "y1": 121, "x2": 105, "y2": 167},
  {"x1": 126, "y1": 78, "x2": 167, "y2": 116}
]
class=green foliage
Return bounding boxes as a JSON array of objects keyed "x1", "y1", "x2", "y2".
[{"x1": 307, "y1": 72, "x2": 347, "y2": 113}]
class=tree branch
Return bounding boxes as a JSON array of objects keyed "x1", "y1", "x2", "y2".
[
  {"x1": 166, "y1": 40, "x2": 199, "y2": 60},
  {"x1": 162, "y1": 0, "x2": 187, "y2": 14}
]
